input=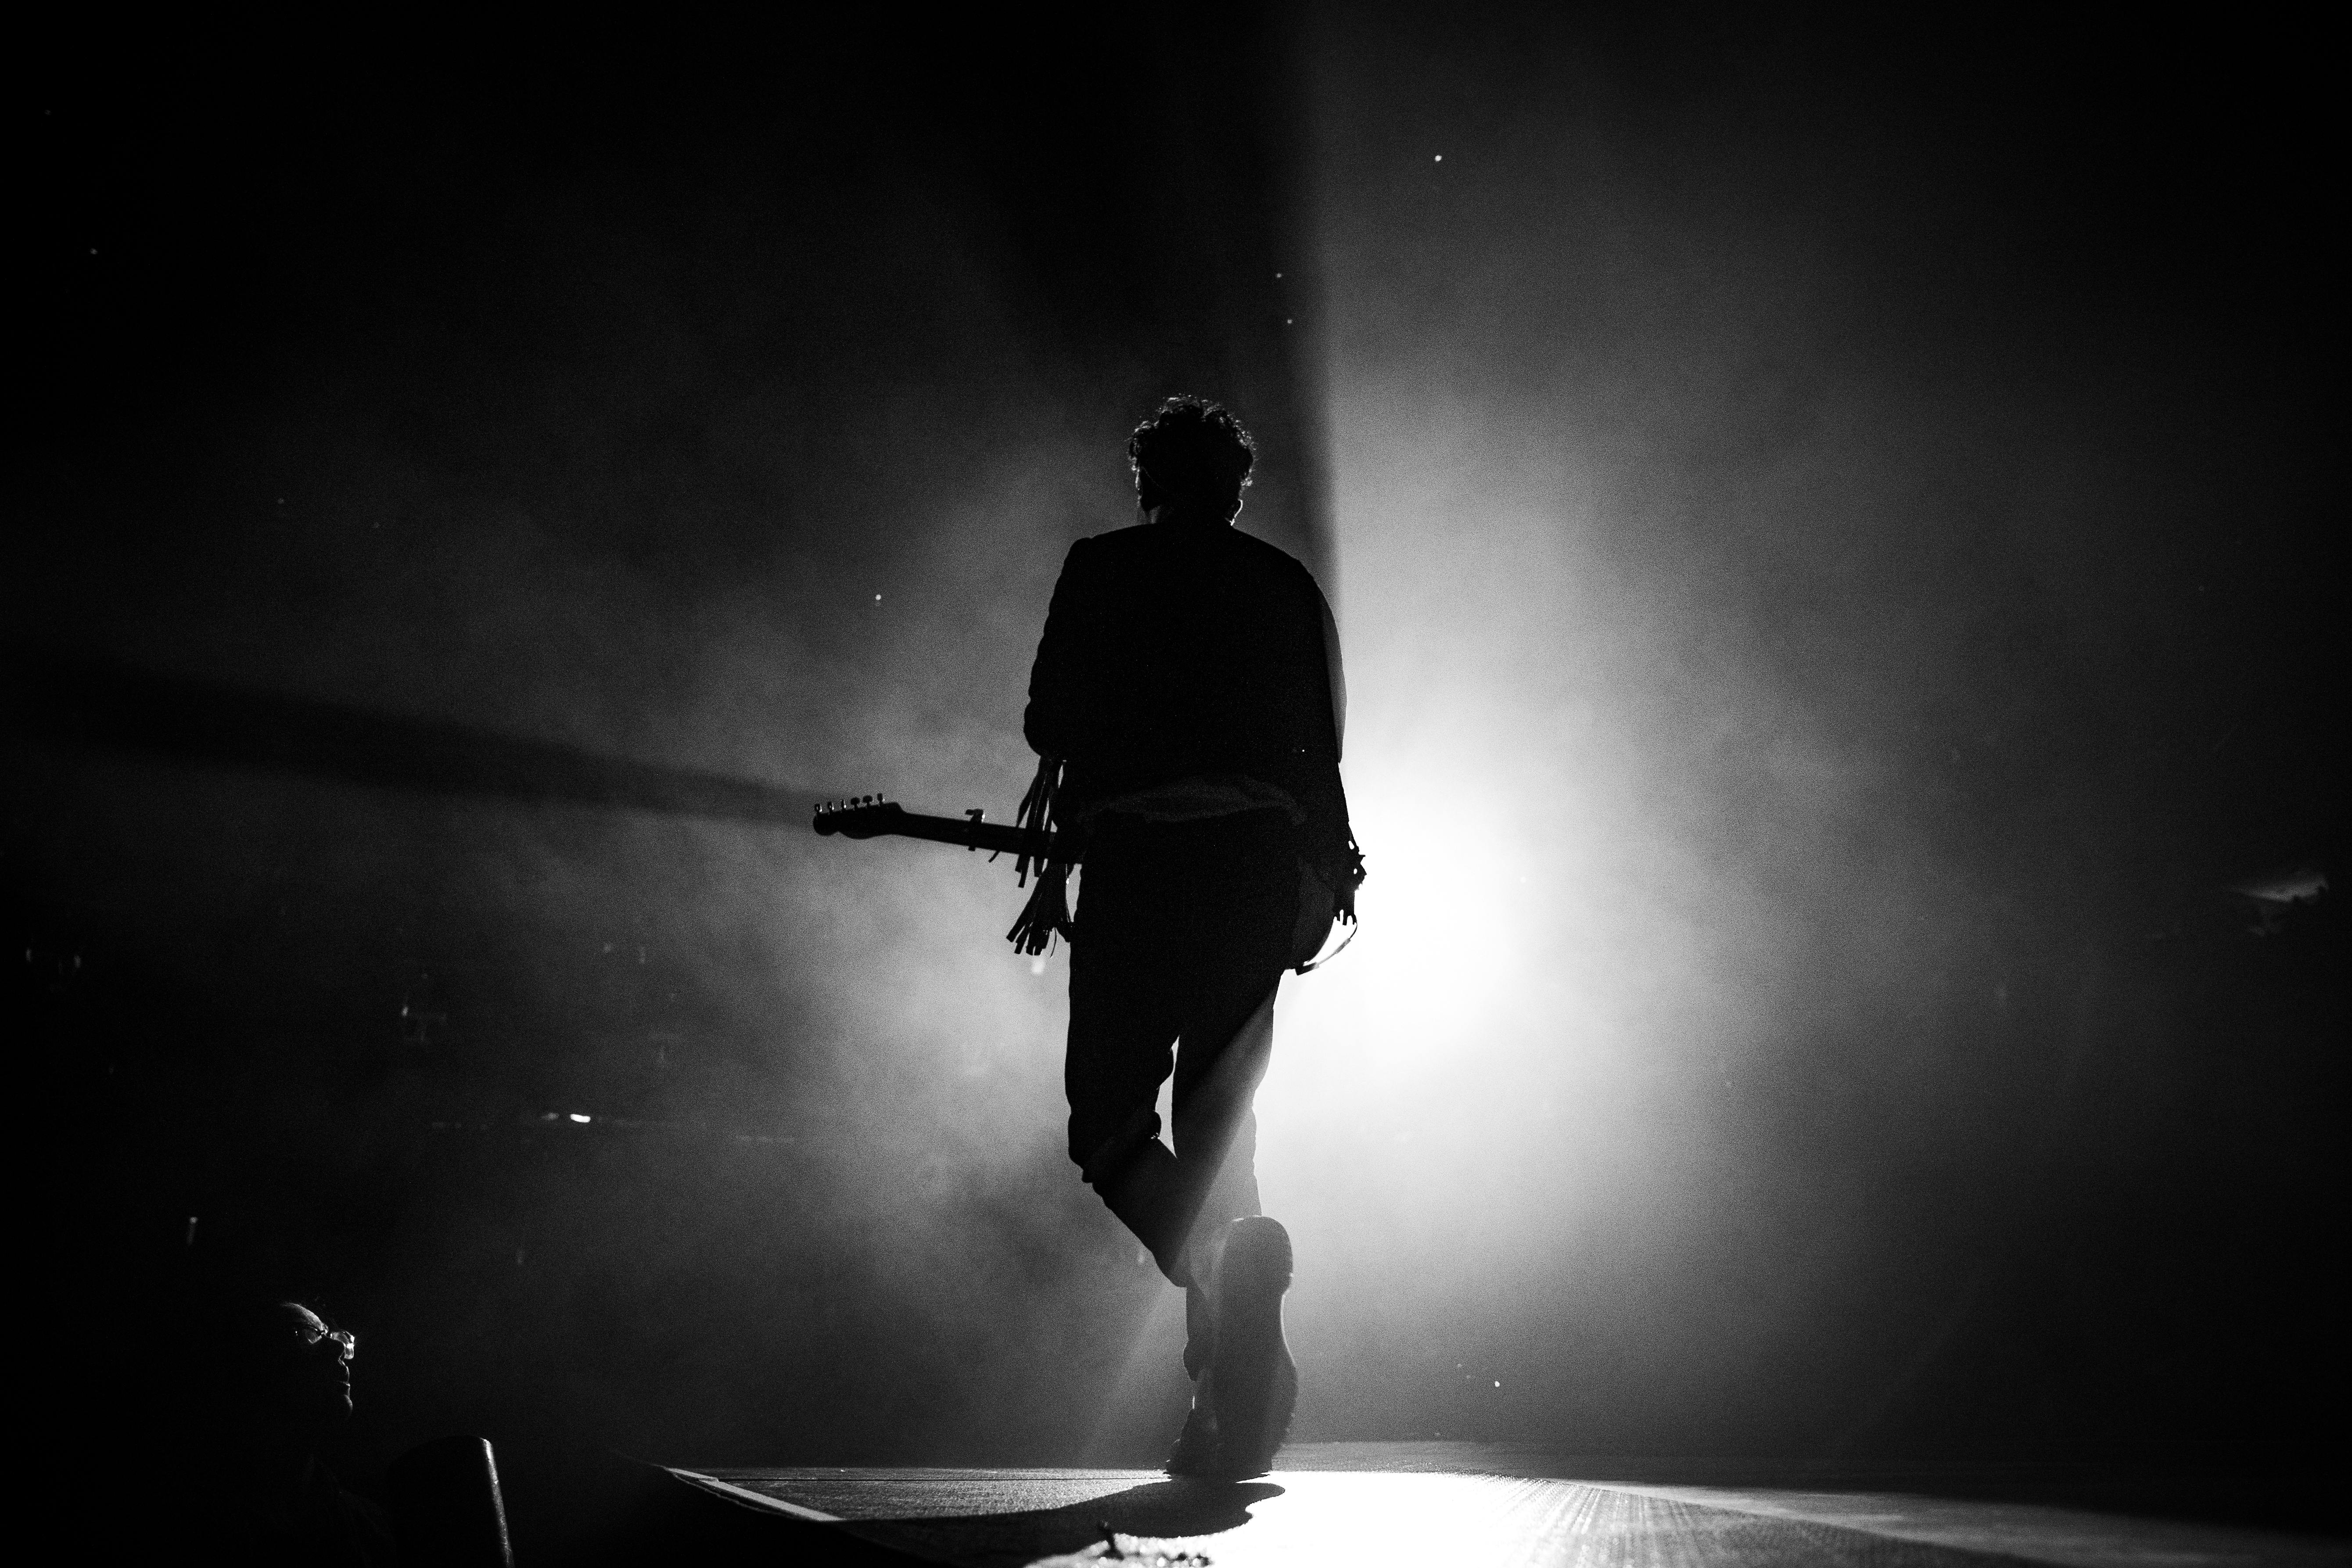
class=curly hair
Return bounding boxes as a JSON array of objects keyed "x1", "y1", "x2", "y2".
[{"x1": 1128, "y1": 395, "x2": 1255, "y2": 517}]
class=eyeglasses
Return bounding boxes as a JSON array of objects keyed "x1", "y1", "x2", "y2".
[{"x1": 299, "y1": 1325, "x2": 358, "y2": 1362}]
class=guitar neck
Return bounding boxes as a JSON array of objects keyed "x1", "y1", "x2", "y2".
[
  {"x1": 888, "y1": 812, "x2": 1070, "y2": 860},
  {"x1": 812, "y1": 800, "x2": 1077, "y2": 862}
]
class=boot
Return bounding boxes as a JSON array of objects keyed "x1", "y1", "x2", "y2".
[{"x1": 1202, "y1": 1216, "x2": 1296, "y2": 1478}]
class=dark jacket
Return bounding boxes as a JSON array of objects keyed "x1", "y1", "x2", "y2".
[{"x1": 1024, "y1": 521, "x2": 1358, "y2": 885}]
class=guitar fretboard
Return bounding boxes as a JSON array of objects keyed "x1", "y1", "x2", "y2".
[{"x1": 811, "y1": 800, "x2": 1075, "y2": 862}]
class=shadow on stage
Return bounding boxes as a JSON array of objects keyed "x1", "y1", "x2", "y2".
[{"x1": 580, "y1": 1459, "x2": 1279, "y2": 1567}]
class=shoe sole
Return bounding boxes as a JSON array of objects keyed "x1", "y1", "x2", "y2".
[{"x1": 1210, "y1": 1216, "x2": 1296, "y2": 1477}]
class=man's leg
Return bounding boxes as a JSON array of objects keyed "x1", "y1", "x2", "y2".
[
  {"x1": 1161, "y1": 825, "x2": 1300, "y2": 1476},
  {"x1": 1172, "y1": 984, "x2": 1276, "y2": 1386},
  {"x1": 1170, "y1": 983, "x2": 1279, "y2": 1268},
  {"x1": 1066, "y1": 815, "x2": 1289, "y2": 1284},
  {"x1": 1066, "y1": 812, "x2": 1301, "y2": 1476},
  {"x1": 1064, "y1": 843, "x2": 1192, "y2": 1284},
  {"x1": 1164, "y1": 809, "x2": 1298, "y2": 1274}
]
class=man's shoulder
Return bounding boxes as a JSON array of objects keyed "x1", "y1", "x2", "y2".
[
  {"x1": 1072, "y1": 521, "x2": 1154, "y2": 558},
  {"x1": 1077, "y1": 523, "x2": 1316, "y2": 582},
  {"x1": 1222, "y1": 526, "x2": 1314, "y2": 576}
]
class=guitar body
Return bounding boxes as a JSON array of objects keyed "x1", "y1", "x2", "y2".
[{"x1": 1289, "y1": 861, "x2": 1338, "y2": 970}]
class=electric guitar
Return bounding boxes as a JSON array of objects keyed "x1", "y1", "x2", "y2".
[{"x1": 810, "y1": 794, "x2": 1356, "y2": 972}]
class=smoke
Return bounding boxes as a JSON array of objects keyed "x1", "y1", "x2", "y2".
[
  {"x1": 14, "y1": 57, "x2": 1224, "y2": 1474},
  {"x1": 1256, "y1": 7, "x2": 2335, "y2": 1453},
  {"x1": 17, "y1": 10, "x2": 2330, "y2": 1492}
]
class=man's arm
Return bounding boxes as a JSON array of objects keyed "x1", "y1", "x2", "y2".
[
  {"x1": 1317, "y1": 578, "x2": 1347, "y2": 759},
  {"x1": 1023, "y1": 537, "x2": 1097, "y2": 761},
  {"x1": 1296, "y1": 570, "x2": 1365, "y2": 909}
]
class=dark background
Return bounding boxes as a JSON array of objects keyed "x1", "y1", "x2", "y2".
[{"x1": 11, "y1": 4, "x2": 2340, "y2": 1555}]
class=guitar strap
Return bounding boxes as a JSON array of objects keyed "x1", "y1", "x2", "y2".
[{"x1": 1293, "y1": 917, "x2": 1359, "y2": 976}]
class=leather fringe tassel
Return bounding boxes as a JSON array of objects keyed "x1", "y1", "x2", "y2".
[
  {"x1": 1012, "y1": 755, "x2": 1060, "y2": 885},
  {"x1": 1007, "y1": 756, "x2": 1074, "y2": 955},
  {"x1": 1006, "y1": 861, "x2": 1072, "y2": 956}
]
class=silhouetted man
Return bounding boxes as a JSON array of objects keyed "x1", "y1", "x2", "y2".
[
  {"x1": 1022, "y1": 396, "x2": 1362, "y2": 1477},
  {"x1": 148, "y1": 1298, "x2": 397, "y2": 1565}
]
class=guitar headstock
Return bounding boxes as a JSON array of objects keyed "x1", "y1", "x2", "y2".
[{"x1": 812, "y1": 795, "x2": 907, "y2": 839}]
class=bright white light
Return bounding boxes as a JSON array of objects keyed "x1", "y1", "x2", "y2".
[
  {"x1": 1316, "y1": 779, "x2": 1529, "y2": 1049},
  {"x1": 568, "y1": 1112, "x2": 592, "y2": 1123}
]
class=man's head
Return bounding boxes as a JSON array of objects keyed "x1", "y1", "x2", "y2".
[
  {"x1": 272, "y1": 1302, "x2": 356, "y2": 1432},
  {"x1": 168, "y1": 1296, "x2": 356, "y2": 1442},
  {"x1": 1128, "y1": 395, "x2": 1255, "y2": 525}
]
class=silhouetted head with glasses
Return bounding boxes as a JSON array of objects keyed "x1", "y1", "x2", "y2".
[
  {"x1": 172, "y1": 1296, "x2": 358, "y2": 1440},
  {"x1": 1129, "y1": 395, "x2": 1255, "y2": 528}
]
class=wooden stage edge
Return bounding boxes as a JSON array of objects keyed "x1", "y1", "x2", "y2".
[{"x1": 634, "y1": 1441, "x2": 2348, "y2": 1568}]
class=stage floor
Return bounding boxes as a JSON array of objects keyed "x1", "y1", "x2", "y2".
[{"x1": 674, "y1": 1441, "x2": 2346, "y2": 1567}]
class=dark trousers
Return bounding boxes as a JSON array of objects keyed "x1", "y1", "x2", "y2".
[{"x1": 1066, "y1": 810, "x2": 1299, "y2": 1295}]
